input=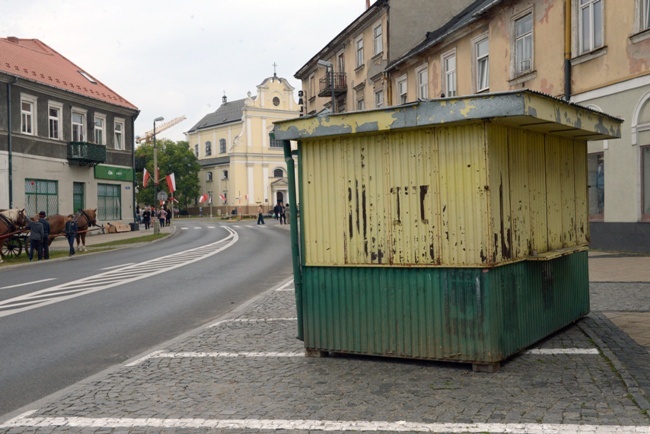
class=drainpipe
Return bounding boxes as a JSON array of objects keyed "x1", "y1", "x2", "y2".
[
  {"x1": 564, "y1": 0, "x2": 572, "y2": 100},
  {"x1": 7, "y1": 80, "x2": 14, "y2": 208},
  {"x1": 283, "y1": 138, "x2": 303, "y2": 341}
]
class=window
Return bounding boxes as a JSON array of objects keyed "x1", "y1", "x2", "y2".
[
  {"x1": 356, "y1": 38, "x2": 364, "y2": 68},
  {"x1": 25, "y1": 179, "x2": 58, "y2": 217},
  {"x1": 588, "y1": 153, "x2": 604, "y2": 219},
  {"x1": 443, "y1": 51, "x2": 457, "y2": 97},
  {"x1": 270, "y1": 138, "x2": 283, "y2": 148},
  {"x1": 222, "y1": 170, "x2": 229, "y2": 180},
  {"x1": 417, "y1": 67, "x2": 428, "y2": 100},
  {"x1": 373, "y1": 24, "x2": 383, "y2": 55},
  {"x1": 579, "y1": 0, "x2": 603, "y2": 54},
  {"x1": 207, "y1": 171, "x2": 213, "y2": 182},
  {"x1": 338, "y1": 52, "x2": 345, "y2": 73},
  {"x1": 309, "y1": 75, "x2": 316, "y2": 99},
  {"x1": 273, "y1": 168, "x2": 284, "y2": 178},
  {"x1": 72, "y1": 109, "x2": 86, "y2": 142},
  {"x1": 475, "y1": 36, "x2": 490, "y2": 91},
  {"x1": 48, "y1": 102, "x2": 62, "y2": 140},
  {"x1": 205, "y1": 141, "x2": 212, "y2": 156},
  {"x1": 643, "y1": 146, "x2": 650, "y2": 220},
  {"x1": 94, "y1": 114, "x2": 106, "y2": 145},
  {"x1": 114, "y1": 119, "x2": 125, "y2": 150},
  {"x1": 642, "y1": 0, "x2": 650, "y2": 31},
  {"x1": 357, "y1": 99, "x2": 365, "y2": 111},
  {"x1": 397, "y1": 76, "x2": 407, "y2": 104},
  {"x1": 97, "y1": 183, "x2": 121, "y2": 220},
  {"x1": 375, "y1": 90, "x2": 384, "y2": 108},
  {"x1": 514, "y1": 13, "x2": 533, "y2": 74},
  {"x1": 194, "y1": 144, "x2": 199, "y2": 157},
  {"x1": 219, "y1": 138, "x2": 226, "y2": 153},
  {"x1": 21, "y1": 95, "x2": 36, "y2": 135},
  {"x1": 73, "y1": 182, "x2": 84, "y2": 213}
]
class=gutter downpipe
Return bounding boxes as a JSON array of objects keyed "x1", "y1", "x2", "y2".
[
  {"x1": 564, "y1": 0, "x2": 572, "y2": 100},
  {"x1": 7, "y1": 81, "x2": 14, "y2": 208},
  {"x1": 283, "y1": 139, "x2": 303, "y2": 341}
]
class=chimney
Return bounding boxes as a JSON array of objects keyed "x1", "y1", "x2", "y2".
[{"x1": 366, "y1": 0, "x2": 370, "y2": 9}]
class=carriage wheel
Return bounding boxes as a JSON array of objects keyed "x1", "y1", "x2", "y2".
[{"x1": 1, "y1": 237, "x2": 23, "y2": 259}]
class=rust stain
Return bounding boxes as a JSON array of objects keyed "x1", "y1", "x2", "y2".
[{"x1": 419, "y1": 185, "x2": 429, "y2": 224}]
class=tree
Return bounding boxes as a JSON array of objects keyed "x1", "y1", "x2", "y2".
[{"x1": 135, "y1": 140, "x2": 200, "y2": 210}]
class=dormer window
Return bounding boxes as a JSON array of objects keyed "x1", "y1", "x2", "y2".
[{"x1": 78, "y1": 70, "x2": 97, "y2": 84}]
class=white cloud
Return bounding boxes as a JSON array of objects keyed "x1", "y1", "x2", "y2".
[{"x1": 0, "y1": 0, "x2": 372, "y2": 141}]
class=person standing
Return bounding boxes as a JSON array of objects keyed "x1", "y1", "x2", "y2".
[
  {"x1": 279, "y1": 203, "x2": 286, "y2": 225},
  {"x1": 25, "y1": 216, "x2": 44, "y2": 261},
  {"x1": 257, "y1": 204, "x2": 265, "y2": 225},
  {"x1": 273, "y1": 203, "x2": 280, "y2": 220},
  {"x1": 142, "y1": 206, "x2": 151, "y2": 230},
  {"x1": 165, "y1": 206, "x2": 171, "y2": 226},
  {"x1": 64, "y1": 214, "x2": 78, "y2": 256},
  {"x1": 38, "y1": 211, "x2": 50, "y2": 260}
]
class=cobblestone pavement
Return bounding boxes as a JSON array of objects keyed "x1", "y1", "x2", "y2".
[{"x1": 2, "y1": 252, "x2": 650, "y2": 432}]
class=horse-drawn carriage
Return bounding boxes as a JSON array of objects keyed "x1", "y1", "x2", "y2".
[{"x1": 0, "y1": 209, "x2": 100, "y2": 262}]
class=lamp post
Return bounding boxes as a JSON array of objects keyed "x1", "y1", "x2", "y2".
[
  {"x1": 152, "y1": 116, "x2": 164, "y2": 234},
  {"x1": 317, "y1": 59, "x2": 335, "y2": 113}
]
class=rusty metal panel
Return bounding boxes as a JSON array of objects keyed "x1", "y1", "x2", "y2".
[
  {"x1": 486, "y1": 124, "x2": 513, "y2": 264},
  {"x1": 573, "y1": 140, "x2": 589, "y2": 245},
  {"x1": 524, "y1": 131, "x2": 550, "y2": 254},
  {"x1": 545, "y1": 137, "x2": 563, "y2": 250},
  {"x1": 438, "y1": 123, "x2": 491, "y2": 266}
]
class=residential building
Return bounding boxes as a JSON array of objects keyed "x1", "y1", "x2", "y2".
[
  {"x1": 186, "y1": 74, "x2": 299, "y2": 215},
  {"x1": 295, "y1": 0, "x2": 475, "y2": 115},
  {"x1": 385, "y1": 0, "x2": 650, "y2": 252},
  {"x1": 0, "y1": 37, "x2": 139, "y2": 222}
]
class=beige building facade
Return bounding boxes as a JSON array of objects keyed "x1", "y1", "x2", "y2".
[
  {"x1": 186, "y1": 75, "x2": 299, "y2": 216},
  {"x1": 297, "y1": 0, "x2": 650, "y2": 252}
]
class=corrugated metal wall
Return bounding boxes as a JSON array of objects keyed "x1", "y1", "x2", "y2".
[
  {"x1": 300, "y1": 252, "x2": 589, "y2": 363},
  {"x1": 300, "y1": 122, "x2": 589, "y2": 267}
]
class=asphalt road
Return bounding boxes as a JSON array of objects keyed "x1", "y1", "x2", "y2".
[{"x1": 0, "y1": 220, "x2": 292, "y2": 416}]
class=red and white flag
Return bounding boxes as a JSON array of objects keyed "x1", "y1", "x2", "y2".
[
  {"x1": 166, "y1": 173, "x2": 176, "y2": 193},
  {"x1": 199, "y1": 193, "x2": 209, "y2": 204},
  {"x1": 143, "y1": 168, "x2": 150, "y2": 188},
  {"x1": 219, "y1": 193, "x2": 226, "y2": 203}
]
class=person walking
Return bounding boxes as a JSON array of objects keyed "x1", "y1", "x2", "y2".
[
  {"x1": 25, "y1": 216, "x2": 45, "y2": 261},
  {"x1": 273, "y1": 203, "x2": 280, "y2": 220},
  {"x1": 142, "y1": 206, "x2": 151, "y2": 230},
  {"x1": 165, "y1": 206, "x2": 171, "y2": 226},
  {"x1": 64, "y1": 214, "x2": 78, "y2": 256},
  {"x1": 158, "y1": 208, "x2": 167, "y2": 228},
  {"x1": 279, "y1": 203, "x2": 286, "y2": 225},
  {"x1": 257, "y1": 204, "x2": 265, "y2": 225},
  {"x1": 38, "y1": 211, "x2": 50, "y2": 260}
]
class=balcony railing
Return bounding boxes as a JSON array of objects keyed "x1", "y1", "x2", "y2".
[
  {"x1": 318, "y1": 72, "x2": 347, "y2": 97},
  {"x1": 67, "y1": 141, "x2": 106, "y2": 167}
]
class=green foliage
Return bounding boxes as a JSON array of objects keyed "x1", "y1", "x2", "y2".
[{"x1": 135, "y1": 139, "x2": 200, "y2": 209}]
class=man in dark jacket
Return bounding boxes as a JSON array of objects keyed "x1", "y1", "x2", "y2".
[
  {"x1": 64, "y1": 214, "x2": 78, "y2": 256},
  {"x1": 25, "y1": 216, "x2": 45, "y2": 261},
  {"x1": 38, "y1": 211, "x2": 51, "y2": 260}
]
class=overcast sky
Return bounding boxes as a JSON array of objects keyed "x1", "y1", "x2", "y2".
[{"x1": 0, "y1": 0, "x2": 374, "y2": 142}]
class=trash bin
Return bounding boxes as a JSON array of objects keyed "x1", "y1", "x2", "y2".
[
  {"x1": 273, "y1": 90, "x2": 622, "y2": 371},
  {"x1": 129, "y1": 222, "x2": 139, "y2": 231}
]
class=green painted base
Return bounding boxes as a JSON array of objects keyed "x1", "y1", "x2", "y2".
[{"x1": 299, "y1": 251, "x2": 589, "y2": 364}]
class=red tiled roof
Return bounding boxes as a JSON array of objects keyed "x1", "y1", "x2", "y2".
[{"x1": 0, "y1": 37, "x2": 138, "y2": 110}]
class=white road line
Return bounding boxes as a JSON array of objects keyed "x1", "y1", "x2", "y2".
[
  {"x1": 194, "y1": 227, "x2": 201, "y2": 229},
  {"x1": 180, "y1": 227, "x2": 189, "y2": 230},
  {"x1": 276, "y1": 280, "x2": 294, "y2": 292},
  {"x1": 99, "y1": 264, "x2": 135, "y2": 270},
  {"x1": 525, "y1": 348, "x2": 599, "y2": 355},
  {"x1": 208, "y1": 317, "x2": 297, "y2": 328},
  {"x1": 0, "y1": 228, "x2": 238, "y2": 319},
  {"x1": 2, "y1": 412, "x2": 647, "y2": 433},
  {"x1": 0, "y1": 278, "x2": 56, "y2": 290},
  {"x1": 207, "y1": 226, "x2": 216, "y2": 229}
]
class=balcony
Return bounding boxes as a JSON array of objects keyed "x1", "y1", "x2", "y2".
[
  {"x1": 318, "y1": 72, "x2": 347, "y2": 97},
  {"x1": 67, "y1": 141, "x2": 106, "y2": 167}
]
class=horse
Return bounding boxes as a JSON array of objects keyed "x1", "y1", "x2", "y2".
[
  {"x1": 74, "y1": 209, "x2": 98, "y2": 252},
  {"x1": 0, "y1": 209, "x2": 27, "y2": 263}
]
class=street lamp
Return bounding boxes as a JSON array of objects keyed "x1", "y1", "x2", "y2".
[
  {"x1": 152, "y1": 116, "x2": 164, "y2": 234},
  {"x1": 317, "y1": 59, "x2": 336, "y2": 114}
]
